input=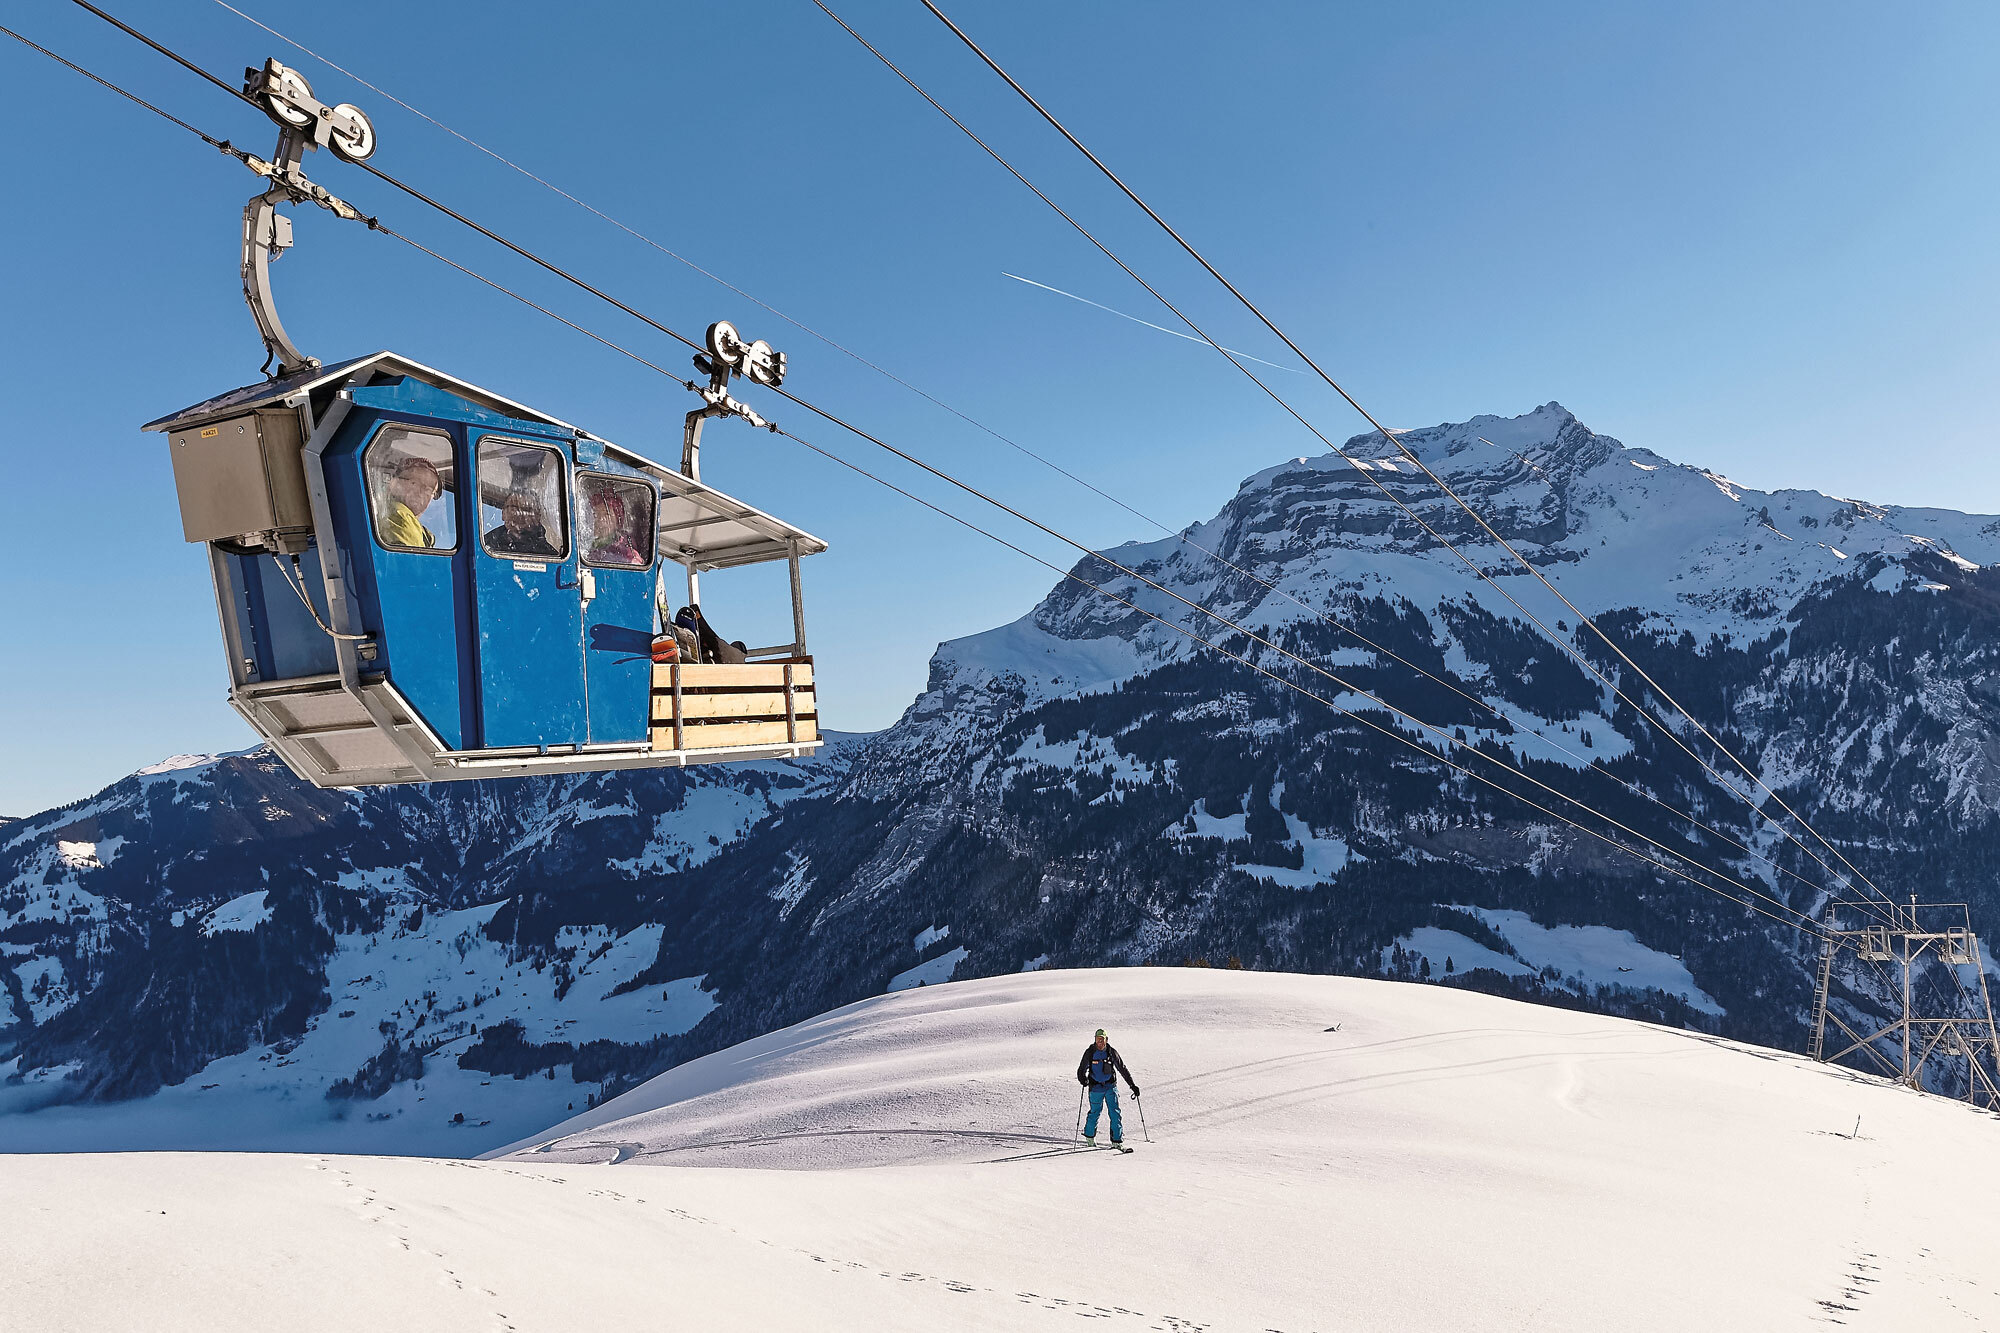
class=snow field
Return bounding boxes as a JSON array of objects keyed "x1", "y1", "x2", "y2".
[
  {"x1": 501, "y1": 968, "x2": 1999, "y2": 1329},
  {"x1": 1166, "y1": 785, "x2": 1354, "y2": 889},
  {"x1": 887, "y1": 945, "x2": 969, "y2": 992},
  {"x1": 7, "y1": 968, "x2": 2000, "y2": 1331},
  {"x1": 199, "y1": 889, "x2": 272, "y2": 935},
  {"x1": 1385, "y1": 907, "x2": 1724, "y2": 1015}
]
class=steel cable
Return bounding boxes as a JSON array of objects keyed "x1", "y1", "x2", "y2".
[
  {"x1": 915, "y1": 0, "x2": 1904, "y2": 920},
  {"x1": 197, "y1": 0, "x2": 1869, "y2": 915},
  {"x1": 10, "y1": 12, "x2": 1830, "y2": 937},
  {"x1": 48, "y1": 0, "x2": 1861, "y2": 925},
  {"x1": 814, "y1": 0, "x2": 1897, "y2": 927}
]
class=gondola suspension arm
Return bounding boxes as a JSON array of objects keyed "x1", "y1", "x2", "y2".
[
  {"x1": 680, "y1": 319, "x2": 784, "y2": 482},
  {"x1": 236, "y1": 58, "x2": 377, "y2": 376},
  {"x1": 675, "y1": 319, "x2": 789, "y2": 617}
]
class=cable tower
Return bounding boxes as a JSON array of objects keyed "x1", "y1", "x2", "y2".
[{"x1": 1810, "y1": 899, "x2": 2000, "y2": 1108}]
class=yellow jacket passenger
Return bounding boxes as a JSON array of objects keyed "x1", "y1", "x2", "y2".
[{"x1": 381, "y1": 499, "x2": 435, "y2": 549}]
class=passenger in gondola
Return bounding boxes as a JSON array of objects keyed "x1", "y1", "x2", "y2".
[
  {"x1": 485, "y1": 489, "x2": 560, "y2": 558},
  {"x1": 380, "y1": 455, "x2": 443, "y2": 549},
  {"x1": 585, "y1": 489, "x2": 643, "y2": 567},
  {"x1": 674, "y1": 604, "x2": 747, "y2": 665}
]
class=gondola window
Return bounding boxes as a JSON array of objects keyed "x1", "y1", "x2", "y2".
[
  {"x1": 477, "y1": 438, "x2": 569, "y2": 562},
  {"x1": 579, "y1": 474, "x2": 655, "y2": 570},
  {"x1": 366, "y1": 426, "x2": 457, "y2": 553}
]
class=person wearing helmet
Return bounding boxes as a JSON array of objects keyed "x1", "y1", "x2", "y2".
[
  {"x1": 585, "y1": 488, "x2": 643, "y2": 567},
  {"x1": 1075, "y1": 1027, "x2": 1139, "y2": 1148},
  {"x1": 379, "y1": 455, "x2": 444, "y2": 549}
]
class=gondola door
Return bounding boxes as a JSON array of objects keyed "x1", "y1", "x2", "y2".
[
  {"x1": 470, "y1": 434, "x2": 587, "y2": 748},
  {"x1": 576, "y1": 471, "x2": 660, "y2": 744}
]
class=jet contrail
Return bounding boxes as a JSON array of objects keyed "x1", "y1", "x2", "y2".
[{"x1": 1002, "y1": 273, "x2": 1303, "y2": 373}]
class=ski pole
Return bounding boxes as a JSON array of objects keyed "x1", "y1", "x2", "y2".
[
  {"x1": 1074, "y1": 1084, "x2": 1086, "y2": 1141},
  {"x1": 1135, "y1": 1086, "x2": 1152, "y2": 1143}
]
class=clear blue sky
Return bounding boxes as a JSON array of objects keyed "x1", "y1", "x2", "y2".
[{"x1": 3, "y1": 0, "x2": 1997, "y2": 814}]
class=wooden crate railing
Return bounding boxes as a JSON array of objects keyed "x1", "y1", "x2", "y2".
[{"x1": 650, "y1": 659, "x2": 817, "y2": 752}]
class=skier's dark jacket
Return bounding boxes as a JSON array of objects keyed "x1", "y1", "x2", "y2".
[{"x1": 1077, "y1": 1043, "x2": 1136, "y2": 1092}]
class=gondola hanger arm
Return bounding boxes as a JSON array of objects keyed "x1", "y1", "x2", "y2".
[
  {"x1": 236, "y1": 58, "x2": 378, "y2": 376},
  {"x1": 681, "y1": 320, "x2": 785, "y2": 479}
]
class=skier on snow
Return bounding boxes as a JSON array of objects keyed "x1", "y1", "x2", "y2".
[{"x1": 1076, "y1": 1028, "x2": 1140, "y2": 1148}]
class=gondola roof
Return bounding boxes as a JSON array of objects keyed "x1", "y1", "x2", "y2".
[
  {"x1": 144, "y1": 350, "x2": 824, "y2": 570},
  {"x1": 142, "y1": 350, "x2": 575, "y2": 435}
]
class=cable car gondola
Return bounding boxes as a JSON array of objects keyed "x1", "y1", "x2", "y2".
[{"x1": 144, "y1": 61, "x2": 825, "y2": 788}]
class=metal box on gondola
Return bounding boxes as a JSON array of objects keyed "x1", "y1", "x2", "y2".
[{"x1": 165, "y1": 407, "x2": 312, "y2": 547}]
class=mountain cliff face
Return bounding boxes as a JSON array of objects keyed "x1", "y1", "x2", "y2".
[{"x1": 8, "y1": 404, "x2": 2000, "y2": 1153}]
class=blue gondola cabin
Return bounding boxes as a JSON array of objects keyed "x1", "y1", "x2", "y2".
[{"x1": 146, "y1": 352, "x2": 825, "y2": 787}]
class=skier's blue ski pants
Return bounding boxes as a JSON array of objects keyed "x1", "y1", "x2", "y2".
[{"x1": 1084, "y1": 1084, "x2": 1123, "y2": 1141}]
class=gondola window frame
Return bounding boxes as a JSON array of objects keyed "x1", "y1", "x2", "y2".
[
  {"x1": 576, "y1": 470, "x2": 659, "y2": 572},
  {"x1": 363, "y1": 423, "x2": 459, "y2": 555},
  {"x1": 474, "y1": 434, "x2": 573, "y2": 564}
]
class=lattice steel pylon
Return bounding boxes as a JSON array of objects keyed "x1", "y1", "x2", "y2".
[{"x1": 1810, "y1": 899, "x2": 2000, "y2": 1108}]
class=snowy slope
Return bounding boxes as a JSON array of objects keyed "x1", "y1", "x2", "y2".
[{"x1": 8, "y1": 970, "x2": 1991, "y2": 1332}]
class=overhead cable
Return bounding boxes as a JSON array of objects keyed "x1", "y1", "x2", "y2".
[
  {"x1": 1, "y1": 19, "x2": 249, "y2": 160},
  {"x1": 772, "y1": 414, "x2": 1828, "y2": 938},
  {"x1": 823, "y1": 0, "x2": 1893, "y2": 925},
  {"x1": 915, "y1": 0, "x2": 1900, "y2": 917},
  {"x1": 67, "y1": 0, "x2": 251, "y2": 100},
  {"x1": 814, "y1": 0, "x2": 1888, "y2": 917},
  {"x1": 190, "y1": 0, "x2": 1851, "y2": 908},
  {"x1": 17, "y1": 10, "x2": 1827, "y2": 935},
  {"x1": 201, "y1": 0, "x2": 1159, "y2": 518}
]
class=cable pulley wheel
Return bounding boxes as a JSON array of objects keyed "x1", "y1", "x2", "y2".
[
  {"x1": 260, "y1": 63, "x2": 316, "y2": 129},
  {"x1": 328, "y1": 104, "x2": 376, "y2": 163},
  {"x1": 706, "y1": 319, "x2": 744, "y2": 367}
]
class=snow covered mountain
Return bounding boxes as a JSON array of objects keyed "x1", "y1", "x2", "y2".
[
  {"x1": 9, "y1": 969, "x2": 1998, "y2": 1332},
  {"x1": 0, "y1": 743, "x2": 866, "y2": 1153},
  {"x1": 892, "y1": 401, "x2": 2000, "y2": 810},
  {"x1": 8, "y1": 403, "x2": 2000, "y2": 1151}
]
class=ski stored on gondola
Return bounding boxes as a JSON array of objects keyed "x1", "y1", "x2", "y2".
[{"x1": 144, "y1": 61, "x2": 825, "y2": 788}]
